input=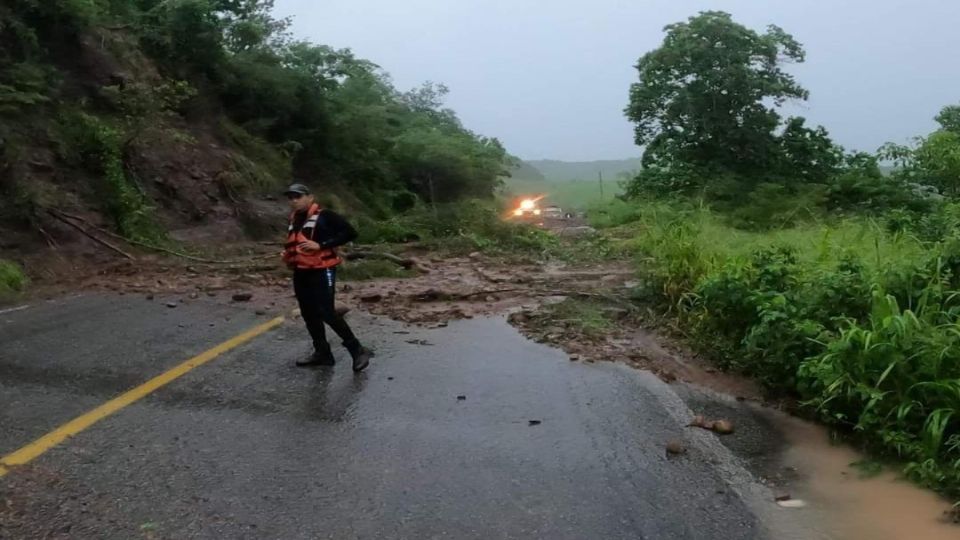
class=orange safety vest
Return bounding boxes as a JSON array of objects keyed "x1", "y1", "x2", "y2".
[{"x1": 283, "y1": 203, "x2": 343, "y2": 269}]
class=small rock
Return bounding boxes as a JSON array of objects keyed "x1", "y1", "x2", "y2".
[
  {"x1": 569, "y1": 354, "x2": 581, "y2": 362},
  {"x1": 774, "y1": 494, "x2": 792, "y2": 502},
  {"x1": 457, "y1": 395, "x2": 466, "y2": 401},
  {"x1": 207, "y1": 292, "x2": 217, "y2": 297},
  {"x1": 388, "y1": 377, "x2": 394, "y2": 381},
  {"x1": 189, "y1": 292, "x2": 199, "y2": 300},
  {"x1": 232, "y1": 293, "x2": 253, "y2": 302},
  {"x1": 528, "y1": 420, "x2": 542, "y2": 426},
  {"x1": 165, "y1": 302, "x2": 178, "y2": 308},
  {"x1": 342, "y1": 284, "x2": 353, "y2": 292},
  {"x1": 776, "y1": 499, "x2": 807, "y2": 509},
  {"x1": 665, "y1": 440, "x2": 687, "y2": 457},
  {"x1": 712, "y1": 420, "x2": 735, "y2": 435},
  {"x1": 360, "y1": 294, "x2": 383, "y2": 303},
  {"x1": 468, "y1": 252, "x2": 482, "y2": 259},
  {"x1": 485, "y1": 295, "x2": 496, "y2": 303},
  {"x1": 146, "y1": 294, "x2": 155, "y2": 301},
  {"x1": 255, "y1": 309, "x2": 267, "y2": 316}
]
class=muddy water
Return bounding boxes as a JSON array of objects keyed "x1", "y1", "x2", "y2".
[{"x1": 778, "y1": 414, "x2": 957, "y2": 540}]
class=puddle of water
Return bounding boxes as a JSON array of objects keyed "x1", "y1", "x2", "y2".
[{"x1": 779, "y1": 414, "x2": 957, "y2": 540}]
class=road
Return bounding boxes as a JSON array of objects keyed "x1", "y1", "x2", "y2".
[{"x1": 0, "y1": 293, "x2": 799, "y2": 539}]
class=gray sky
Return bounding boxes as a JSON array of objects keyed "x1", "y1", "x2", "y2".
[{"x1": 273, "y1": 0, "x2": 960, "y2": 162}]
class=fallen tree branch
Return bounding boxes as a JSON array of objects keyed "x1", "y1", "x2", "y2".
[
  {"x1": 49, "y1": 209, "x2": 278, "y2": 265},
  {"x1": 552, "y1": 289, "x2": 635, "y2": 307},
  {"x1": 344, "y1": 250, "x2": 430, "y2": 273},
  {"x1": 456, "y1": 288, "x2": 524, "y2": 299},
  {"x1": 48, "y1": 211, "x2": 135, "y2": 260}
]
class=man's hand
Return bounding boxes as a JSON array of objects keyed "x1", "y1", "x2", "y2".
[{"x1": 298, "y1": 240, "x2": 321, "y2": 252}]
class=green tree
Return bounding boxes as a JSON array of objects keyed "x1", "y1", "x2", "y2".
[
  {"x1": 880, "y1": 104, "x2": 960, "y2": 198},
  {"x1": 624, "y1": 11, "x2": 828, "y2": 188},
  {"x1": 935, "y1": 105, "x2": 960, "y2": 135}
]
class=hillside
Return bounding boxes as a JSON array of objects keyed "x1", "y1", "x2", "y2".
[
  {"x1": 525, "y1": 158, "x2": 642, "y2": 182},
  {"x1": 0, "y1": 1, "x2": 508, "y2": 281}
]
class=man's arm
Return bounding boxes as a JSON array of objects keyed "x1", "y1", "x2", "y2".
[{"x1": 314, "y1": 209, "x2": 358, "y2": 249}]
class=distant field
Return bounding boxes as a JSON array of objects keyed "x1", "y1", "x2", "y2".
[{"x1": 500, "y1": 177, "x2": 624, "y2": 210}]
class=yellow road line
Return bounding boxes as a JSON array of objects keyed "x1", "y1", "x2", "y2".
[{"x1": 0, "y1": 315, "x2": 285, "y2": 478}]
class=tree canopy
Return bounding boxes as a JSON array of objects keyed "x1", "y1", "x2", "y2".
[{"x1": 624, "y1": 11, "x2": 841, "y2": 196}]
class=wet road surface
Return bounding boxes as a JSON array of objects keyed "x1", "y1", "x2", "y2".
[{"x1": 0, "y1": 294, "x2": 791, "y2": 539}]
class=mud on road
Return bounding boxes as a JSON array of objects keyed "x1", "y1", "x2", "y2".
[{"x1": 9, "y1": 239, "x2": 959, "y2": 538}]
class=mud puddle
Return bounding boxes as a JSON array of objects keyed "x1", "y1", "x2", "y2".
[
  {"x1": 678, "y1": 385, "x2": 956, "y2": 539},
  {"x1": 779, "y1": 415, "x2": 957, "y2": 540}
]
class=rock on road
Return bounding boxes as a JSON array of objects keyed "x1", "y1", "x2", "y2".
[{"x1": 0, "y1": 293, "x2": 804, "y2": 539}]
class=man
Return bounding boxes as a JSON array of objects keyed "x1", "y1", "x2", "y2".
[{"x1": 282, "y1": 183, "x2": 371, "y2": 372}]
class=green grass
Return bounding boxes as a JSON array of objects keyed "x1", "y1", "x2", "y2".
[
  {"x1": 0, "y1": 259, "x2": 28, "y2": 297},
  {"x1": 541, "y1": 298, "x2": 617, "y2": 339}
]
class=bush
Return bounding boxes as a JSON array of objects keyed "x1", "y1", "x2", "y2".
[
  {"x1": 0, "y1": 259, "x2": 27, "y2": 296},
  {"x1": 623, "y1": 202, "x2": 960, "y2": 498},
  {"x1": 587, "y1": 198, "x2": 643, "y2": 229},
  {"x1": 56, "y1": 111, "x2": 164, "y2": 242},
  {"x1": 799, "y1": 292, "x2": 960, "y2": 497}
]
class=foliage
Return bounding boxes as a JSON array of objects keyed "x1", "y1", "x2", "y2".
[
  {"x1": 613, "y1": 199, "x2": 960, "y2": 498},
  {"x1": 56, "y1": 111, "x2": 163, "y2": 241},
  {"x1": 1, "y1": 0, "x2": 510, "y2": 242},
  {"x1": 0, "y1": 259, "x2": 28, "y2": 296},
  {"x1": 624, "y1": 11, "x2": 832, "y2": 187},
  {"x1": 541, "y1": 298, "x2": 617, "y2": 340}
]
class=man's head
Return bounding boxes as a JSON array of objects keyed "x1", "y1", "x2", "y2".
[{"x1": 284, "y1": 183, "x2": 314, "y2": 212}]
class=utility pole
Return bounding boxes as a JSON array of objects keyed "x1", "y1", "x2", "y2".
[{"x1": 598, "y1": 170, "x2": 604, "y2": 200}]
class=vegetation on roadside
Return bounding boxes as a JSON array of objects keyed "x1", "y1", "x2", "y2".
[
  {"x1": 596, "y1": 203, "x2": 960, "y2": 499},
  {"x1": 601, "y1": 10, "x2": 960, "y2": 500},
  {"x1": 0, "y1": 0, "x2": 511, "y2": 245},
  {"x1": 0, "y1": 259, "x2": 28, "y2": 297}
]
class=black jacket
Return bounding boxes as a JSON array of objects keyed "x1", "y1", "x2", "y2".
[{"x1": 291, "y1": 208, "x2": 358, "y2": 249}]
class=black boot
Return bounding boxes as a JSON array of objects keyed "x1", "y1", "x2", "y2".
[
  {"x1": 346, "y1": 342, "x2": 372, "y2": 372},
  {"x1": 296, "y1": 345, "x2": 336, "y2": 367}
]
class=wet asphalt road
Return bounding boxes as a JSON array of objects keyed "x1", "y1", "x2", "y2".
[{"x1": 1, "y1": 294, "x2": 786, "y2": 539}]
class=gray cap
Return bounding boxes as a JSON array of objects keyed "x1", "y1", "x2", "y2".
[{"x1": 283, "y1": 183, "x2": 311, "y2": 196}]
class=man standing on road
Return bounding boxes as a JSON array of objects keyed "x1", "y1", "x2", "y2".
[{"x1": 282, "y1": 183, "x2": 371, "y2": 372}]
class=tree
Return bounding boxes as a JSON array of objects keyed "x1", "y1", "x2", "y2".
[
  {"x1": 624, "y1": 11, "x2": 812, "y2": 181},
  {"x1": 935, "y1": 104, "x2": 960, "y2": 135},
  {"x1": 879, "y1": 104, "x2": 960, "y2": 198}
]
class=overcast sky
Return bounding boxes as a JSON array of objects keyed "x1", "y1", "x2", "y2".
[{"x1": 273, "y1": 0, "x2": 960, "y2": 162}]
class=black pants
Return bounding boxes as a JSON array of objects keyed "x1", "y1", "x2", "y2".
[{"x1": 293, "y1": 268, "x2": 359, "y2": 354}]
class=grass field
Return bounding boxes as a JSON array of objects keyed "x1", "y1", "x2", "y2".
[{"x1": 501, "y1": 177, "x2": 624, "y2": 210}]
